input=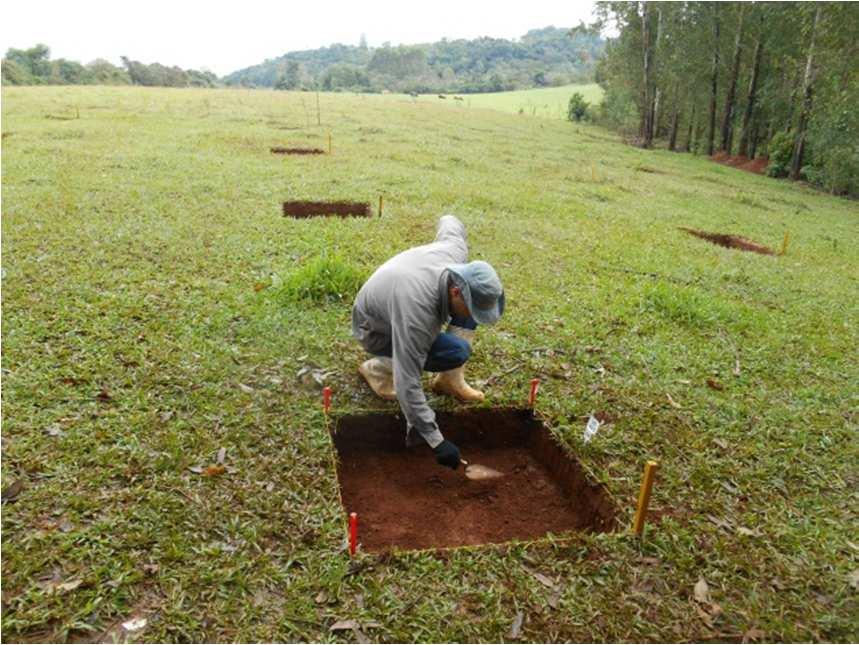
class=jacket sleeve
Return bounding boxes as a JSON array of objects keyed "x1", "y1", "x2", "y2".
[
  {"x1": 434, "y1": 215, "x2": 469, "y2": 260},
  {"x1": 389, "y1": 290, "x2": 445, "y2": 448}
]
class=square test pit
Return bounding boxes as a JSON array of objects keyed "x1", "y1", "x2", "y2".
[{"x1": 331, "y1": 408, "x2": 617, "y2": 552}]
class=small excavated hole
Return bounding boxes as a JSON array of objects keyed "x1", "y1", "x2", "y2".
[
  {"x1": 680, "y1": 227, "x2": 775, "y2": 255},
  {"x1": 283, "y1": 201, "x2": 372, "y2": 219},
  {"x1": 270, "y1": 147, "x2": 325, "y2": 155},
  {"x1": 331, "y1": 408, "x2": 617, "y2": 552}
]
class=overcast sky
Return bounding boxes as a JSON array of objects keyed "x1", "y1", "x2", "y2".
[{"x1": 0, "y1": 0, "x2": 599, "y2": 76}]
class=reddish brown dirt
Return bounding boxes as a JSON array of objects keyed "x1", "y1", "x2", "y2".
[
  {"x1": 282, "y1": 201, "x2": 372, "y2": 218},
  {"x1": 711, "y1": 151, "x2": 769, "y2": 175},
  {"x1": 270, "y1": 147, "x2": 325, "y2": 155},
  {"x1": 332, "y1": 408, "x2": 617, "y2": 552},
  {"x1": 679, "y1": 227, "x2": 776, "y2": 255}
]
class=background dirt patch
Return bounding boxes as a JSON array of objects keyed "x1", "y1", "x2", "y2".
[
  {"x1": 331, "y1": 408, "x2": 617, "y2": 552},
  {"x1": 282, "y1": 201, "x2": 372, "y2": 218},
  {"x1": 711, "y1": 152, "x2": 769, "y2": 175},
  {"x1": 680, "y1": 227, "x2": 775, "y2": 255}
]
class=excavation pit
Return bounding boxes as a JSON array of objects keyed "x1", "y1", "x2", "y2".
[
  {"x1": 680, "y1": 227, "x2": 775, "y2": 255},
  {"x1": 283, "y1": 201, "x2": 372, "y2": 219},
  {"x1": 270, "y1": 147, "x2": 325, "y2": 155},
  {"x1": 331, "y1": 408, "x2": 617, "y2": 552}
]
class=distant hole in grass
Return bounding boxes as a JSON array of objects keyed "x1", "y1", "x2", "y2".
[
  {"x1": 274, "y1": 254, "x2": 366, "y2": 305},
  {"x1": 634, "y1": 164, "x2": 666, "y2": 174},
  {"x1": 283, "y1": 201, "x2": 372, "y2": 219},
  {"x1": 270, "y1": 147, "x2": 325, "y2": 155},
  {"x1": 680, "y1": 227, "x2": 775, "y2": 255}
]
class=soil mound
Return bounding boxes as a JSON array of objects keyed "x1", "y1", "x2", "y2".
[
  {"x1": 680, "y1": 227, "x2": 775, "y2": 255},
  {"x1": 282, "y1": 201, "x2": 372, "y2": 218}
]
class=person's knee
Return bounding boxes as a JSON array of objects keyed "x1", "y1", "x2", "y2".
[{"x1": 451, "y1": 336, "x2": 471, "y2": 365}]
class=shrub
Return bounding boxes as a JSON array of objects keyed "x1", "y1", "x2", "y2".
[
  {"x1": 275, "y1": 254, "x2": 366, "y2": 305},
  {"x1": 766, "y1": 130, "x2": 795, "y2": 178},
  {"x1": 567, "y1": 92, "x2": 590, "y2": 122}
]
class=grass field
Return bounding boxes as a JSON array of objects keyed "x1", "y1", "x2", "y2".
[
  {"x1": 1, "y1": 85, "x2": 857, "y2": 643},
  {"x1": 410, "y1": 83, "x2": 603, "y2": 120}
]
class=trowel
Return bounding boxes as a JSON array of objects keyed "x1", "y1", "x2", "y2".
[{"x1": 461, "y1": 459, "x2": 504, "y2": 481}]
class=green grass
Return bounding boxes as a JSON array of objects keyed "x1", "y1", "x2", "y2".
[
  {"x1": 403, "y1": 83, "x2": 603, "y2": 120},
  {"x1": 1, "y1": 85, "x2": 857, "y2": 643}
]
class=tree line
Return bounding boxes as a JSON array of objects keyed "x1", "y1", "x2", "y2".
[
  {"x1": 2, "y1": 45, "x2": 218, "y2": 88},
  {"x1": 594, "y1": 2, "x2": 859, "y2": 196},
  {"x1": 224, "y1": 27, "x2": 604, "y2": 93}
]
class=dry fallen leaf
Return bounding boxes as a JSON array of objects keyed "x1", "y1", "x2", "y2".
[
  {"x1": 45, "y1": 424, "x2": 64, "y2": 437},
  {"x1": 238, "y1": 383, "x2": 254, "y2": 394},
  {"x1": 849, "y1": 569, "x2": 859, "y2": 590},
  {"x1": 694, "y1": 578, "x2": 711, "y2": 604},
  {"x1": 122, "y1": 617, "x2": 147, "y2": 632},
  {"x1": 529, "y1": 570, "x2": 557, "y2": 589},
  {"x1": 55, "y1": 579, "x2": 83, "y2": 594},
  {"x1": 253, "y1": 282, "x2": 268, "y2": 292},
  {"x1": 706, "y1": 377, "x2": 724, "y2": 391},
  {"x1": 742, "y1": 628, "x2": 765, "y2": 643},
  {"x1": 202, "y1": 465, "x2": 225, "y2": 477},
  {"x1": 142, "y1": 563, "x2": 159, "y2": 575},
  {"x1": 508, "y1": 611, "x2": 524, "y2": 640},
  {"x1": 547, "y1": 589, "x2": 562, "y2": 610},
  {"x1": 330, "y1": 619, "x2": 361, "y2": 632},
  {"x1": 1, "y1": 480, "x2": 25, "y2": 504},
  {"x1": 188, "y1": 465, "x2": 203, "y2": 474},
  {"x1": 737, "y1": 526, "x2": 762, "y2": 538},
  {"x1": 666, "y1": 392, "x2": 682, "y2": 409},
  {"x1": 216, "y1": 447, "x2": 227, "y2": 464}
]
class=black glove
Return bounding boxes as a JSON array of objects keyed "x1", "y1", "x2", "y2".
[{"x1": 433, "y1": 440, "x2": 461, "y2": 469}]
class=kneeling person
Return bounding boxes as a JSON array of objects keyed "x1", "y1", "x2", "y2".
[{"x1": 351, "y1": 215, "x2": 505, "y2": 469}]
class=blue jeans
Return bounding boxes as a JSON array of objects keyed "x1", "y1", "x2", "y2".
[{"x1": 376, "y1": 316, "x2": 477, "y2": 372}]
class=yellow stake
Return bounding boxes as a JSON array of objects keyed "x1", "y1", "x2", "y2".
[
  {"x1": 591, "y1": 163, "x2": 596, "y2": 182},
  {"x1": 379, "y1": 195, "x2": 384, "y2": 217},
  {"x1": 781, "y1": 231, "x2": 790, "y2": 256},
  {"x1": 632, "y1": 460, "x2": 659, "y2": 537},
  {"x1": 328, "y1": 132, "x2": 332, "y2": 155}
]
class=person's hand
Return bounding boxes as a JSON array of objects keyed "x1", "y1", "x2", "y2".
[{"x1": 433, "y1": 440, "x2": 461, "y2": 469}]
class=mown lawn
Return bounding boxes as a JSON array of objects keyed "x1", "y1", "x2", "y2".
[{"x1": 1, "y1": 85, "x2": 857, "y2": 643}]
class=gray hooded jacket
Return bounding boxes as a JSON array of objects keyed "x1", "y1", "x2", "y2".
[{"x1": 351, "y1": 215, "x2": 468, "y2": 448}]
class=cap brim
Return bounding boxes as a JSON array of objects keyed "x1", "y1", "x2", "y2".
[{"x1": 470, "y1": 291, "x2": 504, "y2": 325}]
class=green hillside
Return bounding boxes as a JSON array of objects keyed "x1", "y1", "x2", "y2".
[{"x1": 1, "y1": 86, "x2": 856, "y2": 642}]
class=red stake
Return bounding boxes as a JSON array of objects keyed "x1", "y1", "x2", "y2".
[
  {"x1": 529, "y1": 378, "x2": 540, "y2": 407},
  {"x1": 323, "y1": 386, "x2": 331, "y2": 413},
  {"x1": 349, "y1": 512, "x2": 358, "y2": 556}
]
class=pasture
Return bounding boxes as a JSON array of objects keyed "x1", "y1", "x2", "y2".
[{"x1": 1, "y1": 85, "x2": 857, "y2": 642}]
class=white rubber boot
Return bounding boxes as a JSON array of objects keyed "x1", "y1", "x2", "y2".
[
  {"x1": 431, "y1": 327, "x2": 485, "y2": 402},
  {"x1": 358, "y1": 357, "x2": 397, "y2": 401}
]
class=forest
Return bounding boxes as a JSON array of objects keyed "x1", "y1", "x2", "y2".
[{"x1": 594, "y1": 2, "x2": 859, "y2": 196}]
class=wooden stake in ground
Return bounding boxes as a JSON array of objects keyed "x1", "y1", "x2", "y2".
[
  {"x1": 781, "y1": 231, "x2": 791, "y2": 256},
  {"x1": 632, "y1": 460, "x2": 659, "y2": 537},
  {"x1": 328, "y1": 132, "x2": 332, "y2": 155},
  {"x1": 378, "y1": 195, "x2": 383, "y2": 217}
]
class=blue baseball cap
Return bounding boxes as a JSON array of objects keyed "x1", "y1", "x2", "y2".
[{"x1": 447, "y1": 260, "x2": 505, "y2": 325}]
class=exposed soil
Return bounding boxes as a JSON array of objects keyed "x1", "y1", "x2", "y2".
[
  {"x1": 680, "y1": 227, "x2": 776, "y2": 255},
  {"x1": 270, "y1": 147, "x2": 325, "y2": 155},
  {"x1": 711, "y1": 151, "x2": 769, "y2": 175},
  {"x1": 331, "y1": 408, "x2": 617, "y2": 552},
  {"x1": 282, "y1": 201, "x2": 372, "y2": 218}
]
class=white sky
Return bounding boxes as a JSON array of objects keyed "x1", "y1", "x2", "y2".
[{"x1": 0, "y1": 0, "x2": 599, "y2": 76}]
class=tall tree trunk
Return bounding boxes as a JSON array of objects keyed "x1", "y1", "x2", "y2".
[
  {"x1": 738, "y1": 29, "x2": 764, "y2": 158},
  {"x1": 790, "y1": 5, "x2": 821, "y2": 180},
  {"x1": 749, "y1": 118, "x2": 760, "y2": 159},
  {"x1": 707, "y1": 5, "x2": 720, "y2": 156},
  {"x1": 652, "y1": 88, "x2": 661, "y2": 139},
  {"x1": 668, "y1": 106, "x2": 680, "y2": 151},
  {"x1": 685, "y1": 104, "x2": 697, "y2": 152},
  {"x1": 720, "y1": 5, "x2": 745, "y2": 153},
  {"x1": 642, "y1": 1, "x2": 653, "y2": 147}
]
